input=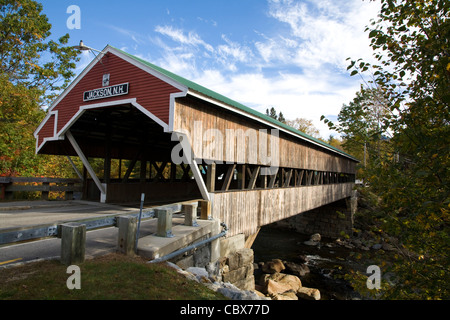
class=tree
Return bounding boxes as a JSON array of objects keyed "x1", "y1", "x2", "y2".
[
  {"x1": 0, "y1": 0, "x2": 79, "y2": 177},
  {"x1": 265, "y1": 107, "x2": 287, "y2": 124},
  {"x1": 329, "y1": 0, "x2": 449, "y2": 299},
  {"x1": 266, "y1": 107, "x2": 277, "y2": 119},
  {"x1": 277, "y1": 111, "x2": 286, "y2": 124},
  {"x1": 326, "y1": 135, "x2": 344, "y2": 152},
  {"x1": 322, "y1": 86, "x2": 393, "y2": 170},
  {"x1": 286, "y1": 117, "x2": 321, "y2": 139}
]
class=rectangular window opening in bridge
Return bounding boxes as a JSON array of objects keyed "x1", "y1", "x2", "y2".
[{"x1": 197, "y1": 163, "x2": 356, "y2": 194}]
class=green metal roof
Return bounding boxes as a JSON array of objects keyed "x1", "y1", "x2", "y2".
[{"x1": 112, "y1": 46, "x2": 358, "y2": 161}]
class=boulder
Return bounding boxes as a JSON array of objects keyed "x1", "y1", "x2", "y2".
[
  {"x1": 304, "y1": 233, "x2": 321, "y2": 246},
  {"x1": 261, "y1": 273, "x2": 302, "y2": 295},
  {"x1": 227, "y1": 248, "x2": 254, "y2": 271},
  {"x1": 265, "y1": 279, "x2": 294, "y2": 296},
  {"x1": 298, "y1": 255, "x2": 309, "y2": 263},
  {"x1": 284, "y1": 261, "x2": 310, "y2": 277},
  {"x1": 216, "y1": 282, "x2": 267, "y2": 300},
  {"x1": 261, "y1": 259, "x2": 285, "y2": 274},
  {"x1": 271, "y1": 291, "x2": 298, "y2": 300},
  {"x1": 186, "y1": 267, "x2": 210, "y2": 283},
  {"x1": 297, "y1": 287, "x2": 321, "y2": 300},
  {"x1": 222, "y1": 264, "x2": 254, "y2": 284},
  {"x1": 206, "y1": 257, "x2": 227, "y2": 282},
  {"x1": 252, "y1": 289, "x2": 267, "y2": 299},
  {"x1": 310, "y1": 233, "x2": 321, "y2": 242}
]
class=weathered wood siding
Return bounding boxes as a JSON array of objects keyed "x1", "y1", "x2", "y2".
[
  {"x1": 173, "y1": 96, "x2": 356, "y2": 174},
  {"x1": 211, "y1": 183, "x2": 354, "y2": 237}
]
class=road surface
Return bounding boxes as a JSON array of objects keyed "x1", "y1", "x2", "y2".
[{"x1": 0, "y1": 200, "x2": 148, "y2": 267}]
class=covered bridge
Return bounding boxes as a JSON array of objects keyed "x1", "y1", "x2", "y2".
[{"x1": 34, "y1": 45, "x2": 358, "y2": 237}]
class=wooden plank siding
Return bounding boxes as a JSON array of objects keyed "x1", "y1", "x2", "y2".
[
  {"x1": 36, "y1": 52, "x2": 182, "y2": 146},
  {"x1": 36, "y1": 114, "x2": 55, "y2": 147},
  {"x1": 211, "y1": 183, "x2": 354, "y2": 237},
  {"x1": 173, "y1": 96, "x2": 356, "y2": 174},
  {"x1": 54, "y1": 53, "x2": 181, "y2": 131}
]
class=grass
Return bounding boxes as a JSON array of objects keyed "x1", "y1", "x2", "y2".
[{"x1": 0, "y1": 253, "x2": 226, "y2": 300}]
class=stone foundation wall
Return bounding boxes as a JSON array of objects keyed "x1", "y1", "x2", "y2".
[
  {"x1": 173, "y1": 235, "x2": 212, "y2": 269},
  {"x1": 173, "y1": 233, "x2": 256, "y2": 293},
  {"x1": 221, "y1": 248, "x2": 255, "y2": 291},
  {"x1": 275, "y1": 197, "x2": 356, "y2": 239}
]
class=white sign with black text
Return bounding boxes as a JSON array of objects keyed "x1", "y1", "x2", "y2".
[{"x1": 83, "y1": 83, "x2": 129, "y2": 102}]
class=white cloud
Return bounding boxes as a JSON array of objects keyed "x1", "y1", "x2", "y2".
[
  {"x1": 266, "y1": 0, "x2": 380, "y2": 71},
  {"x1": 218, "y1": 35, "x2": 252, "y2": 62},
  {"x1": 216, "y1": 35, "x2": 254, "y2": 71},
  {"x1": 146, "y1": 0, "x2": 381, "y2": 138},
  {"x1": 106, "y1": 24, "x2": 146, "y2": 46},
  {"x1": 239, "y1": 0, "x2": 381, "y2": 137},
  {"x1": 191, "y1": 70, "x2": 356, "y2": 138},
  {"x1": 155, "y1": 25, "x2": 214, "y2": 52}
]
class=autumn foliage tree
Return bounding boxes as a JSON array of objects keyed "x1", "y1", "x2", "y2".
[
  {"x1": 322, "y1": 86, "x2": 393, "y2": 171},
  {"x1": 0, "y1": 0, "x2": 79, "y2": 177},
  {"x1": 324, "y1": 0, "x2": 449, "y2": 299}
]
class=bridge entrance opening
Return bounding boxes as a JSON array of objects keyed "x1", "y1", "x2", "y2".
[{"x1": 38, "y1": 103, "x2": 201, "y2": 205}]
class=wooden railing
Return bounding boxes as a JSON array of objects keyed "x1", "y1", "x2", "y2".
[{"x1": 0, "y1": 177, "x2": 82, "y2": 201}]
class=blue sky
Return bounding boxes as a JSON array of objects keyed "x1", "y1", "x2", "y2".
[{"x1": 41, "y1": 0, "x2": 381, "y2": 138}]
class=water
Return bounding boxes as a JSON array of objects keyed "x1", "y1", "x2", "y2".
[{"x1": 252, "y1": 225, "x2": 366, "y2": 300}]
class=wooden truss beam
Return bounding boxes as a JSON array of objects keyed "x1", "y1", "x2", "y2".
[
  {"x1": 248, "y1": 166, "x2": 261, "y2": 190},
  {"x1": 66, "y1": 130, "x2": 106, "y2": 202},
  {"x1": 221, "y1": 164, "x2": 236, "y2": 191}
]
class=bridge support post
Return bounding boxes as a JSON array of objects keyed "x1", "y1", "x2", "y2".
[
  {"x1": 199, "y1": 200, "x2": 211, "y2": 220},
  {"x1": 206, "y1": 163, "x2": 216, "y2": 192},
  {"x1": 183, "y1": 203, "x2": 199, "y2": 227},
  {"x1": 347, "y1": 190, "x2": 358, "y2": 216},
  {"x1": 210, "y1": 219, "x2": 222, "y2": 262},
  {"x1": 156, "y1": 208, "x2": 174, "y2": 238},
  {"x1": 60, "y1": 223, "x2": 86, "y2": 266},
  {"x1": 117, "y1": 215, "x2": 138, "y2": 256}
]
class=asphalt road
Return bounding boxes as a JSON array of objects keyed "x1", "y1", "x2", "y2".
[
  {"x1": 0, "y1": 226, "x2": 117, "y2": 267},
  {"x1": 0, "y1": 218, "x2": 163, "y2": 268},
  {"x1": 0, "y1": 200, "x2": 150, "y2": 268},
  {"x1": 0, "y1": 200, "x2": 138, "y2": 229}
]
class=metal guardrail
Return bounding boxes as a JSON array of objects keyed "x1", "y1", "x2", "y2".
[{"x1": 0, "y1": 203, "x2": 184, "y2": 245}]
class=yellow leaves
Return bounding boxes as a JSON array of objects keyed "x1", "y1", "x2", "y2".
[
  {"x1": 25, "y1": 62, "x2": 40, "y2": 70},
  {"x1": 447, "y1": 63, "x2": 450, "y2": 72}
]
